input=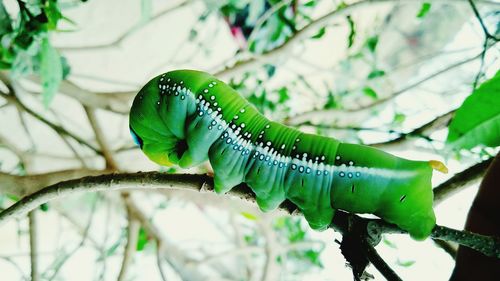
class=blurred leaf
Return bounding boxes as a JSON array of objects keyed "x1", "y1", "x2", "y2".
[
  {"x1": 264, "y1": 64, "x2": 276, "y2": 78},
  {"x1": 39, "y1": 203, "x2": 49, "y2": 212},
  {"x1": 396, "y1": 259, "x2": 416, "y2": 267},
  {"x1": 43, "y1": 0, "x2": 63, "y2": 30},
  {"x1": 382, "y1": 237, "x2": 397, "y2": 249},
  {"x1": 366, "y1": 35, "x2": 378, "y2": 53},
  {"x1": 367, "y1": 69, "x2": 385, "y2": 79},
  {"x1": 311, "y1": 26, "x2": 326, "y2": 39},
  {"x1": 277, "y1": 87, "x2": 289, "y2": 103},
  {"x1": 346, "y1": 15, "x2": 355, "y2": 48},
  {"x1": 141, "y1": 0, "x2": 152, "y2": 23},
  {"x1": 60, "y1": 56, "x2": 71, "y2": 79},
  {"x1": 416, "y1": 2, "x2": 431, "y2": 18},
  {"x1": 303, "y1": 249, "x2": 323, "y2": 267},
  {"x1": 247, "y1": 0, "x2": 265, "y2": 25},
  {"x1": 40, "y1": 37, "x2": 62, "y2": 107},
  {"x1": 0, "y1": 3, "x2": 12, "y2": 35},
  {"x1": 136, "y1": 227, "x2": 149, "y2": 251},
  {"x1": 241, "y1": 212, "x2": 258, "y2": 221},
  {"x1": 446, "y1": 71, "x2": 500, "y2": 150},
  {"x1": 362, "y1": 87, "x2": 378, "y2": 99},
  {"x1": 324, "y1": 90, "x2": 338, "y2": 109},
  {"x1": 393, "y1": 112, "x2": 406, "y2": 124},
  {"x1": 304, "y1": 0, "x2": 317, "y2": 7}
]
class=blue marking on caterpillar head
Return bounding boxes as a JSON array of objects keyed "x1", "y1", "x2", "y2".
[{"x1": 130, "y1": 126, "x2": 143, "y2": 149}]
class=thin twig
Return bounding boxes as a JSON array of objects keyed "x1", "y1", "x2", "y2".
[
  {"x1": 361, "y1": 238, "x2": 402, "y2": 281},
  {"x1": 286, "y1": 53, "x2": 483, "y2": 126},
  {"x1": 58, "y1": 0, "x2": 193, "y2": 51},
  {"x1": 117, "y1": 194, "x2": 140, "y2": 281},
  {"x1": 433, "y1": 158, "x2": 493, "y2": 206},
  {"x1": 467, "y1": 0, "x2": 500, "y2": 89},
  {"x1": 29, "y1": 211, "x2": 39, "y2": 281},
  {"x1": 84, "y1": 106, "x2": 119, "y2": 170},
  {"x1": 0, "y1": 91, "x2": 101, "y2": 155}
]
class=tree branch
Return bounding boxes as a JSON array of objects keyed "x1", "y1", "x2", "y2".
[
  {"x1": 285, "y1": 53, "x2": 482, "y2": 126},
  {"x1": 0, "y1": 91, "x2": 101, "y2": 155},
  {"x1": 84, "y1": 106, "x2": 119, "y2": 170},
  {"x1": 433, "y1": 158, "x2": 493, "y2": 206},
  {"x1": 29, "y1": 211, "x2": 39, "y2": 281},
  {"x1": 0, "y1": 169, "x2": 110, "y2": 197},
  {"x1": 1, "y1": 172, "x2": 498, "y2": 259},
  {"x1": 361, "y1": 238, "x2": 402, "y2": 281},
  {"x1": 58, "y1": 0, "x2": 193, "y2": 51},
  {"x1": 116, "y1": 194, "x2": 140, "y2": 281}
]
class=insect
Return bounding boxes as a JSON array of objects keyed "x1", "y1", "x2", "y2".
[{"x1": 129, "y1": 69, "x2": 447, "y2": 240}]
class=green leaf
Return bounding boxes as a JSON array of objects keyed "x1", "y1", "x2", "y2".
[
  {"x1": 416, "y1": 3, "x2": 431, "y2": 18},
  {"x1": 362, "y1": 87, "x2": 378, "y2": 99},
  {"x1": 136, "y1": 227, "x2": 149, "y2": 251},
  {"x1": 241, "y1": 212, "x2": 258, "y2": 221},
  {"x1": 393, "y1": 112, "x2": 406, "y2": 124},
  {"x1": 60, "y1": 56, "x2": 71, "y2": 79},
  {"x1": 396, "y1": 259, "x2": 416, "y2": 267},
  {"x1": 141, "y1": 0, "x2": 152, "y2": 23},
  {"x1": 324, "y1": 90, "x2": 338, "y2": 109},
  {"x1": 367, "y1": 69, "x2": 385, "y2": 79},
  {"x1": 277, "y1": 87, "x2": 289, "y2": 103},
  {"x1": 43, "y1": 0, "x2": 63, "y2": 30},
  {"x1": 382, "y1": 237, "x2": 397, "y2": 249},
  {"x1": 0, "y1": 2, "x2": 12, "y2": 35},
  {"x1": 311, "y1": 26, "x2": 326, "y2": 39},
  {"x1": 303, "y1": 1, "x2": 317, "y2": 7},
  {"x1": 366, "y1": 36, "x2": 378, "y2": 53},
  {"x1": 39, "y1": 37, "x2": 63, "y2": 108},
  {"x1": 346, "y1": 15, "x2": 355, "y2": 48},
  {"x1": 39, "y1": 203, "x2": 49, "y2": 212},
  {"x1": 446, "y1": 71, "x2": 500, "y2": 150}
]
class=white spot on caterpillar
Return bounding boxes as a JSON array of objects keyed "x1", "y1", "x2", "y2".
[
  {"x1": 349, "y1": 161, "x2": 354, "y2": 166},
  {"x1": 291, "y1": 164, "x2": 297, "y2": 170},
  {"x1": 321, "y1": 156, "x2": 325, "y2": 160},
  {"x1": 336, "y1": 156, "x2": 341, "y2": 160},
  {"x1": 211, "y1": 96, "x2": 215, "y2": 100},
  {"x1": 339, "y1": 172, "x2": 345, "y2": 177},
  {"x1": 265, "y1": 124, "x2": 270, "y2": 129},
  {"x1": 306, "y1": 167, "x2": 311, "y2": 174},
  {"x1": 241, "y1": 123, "x2": 245, "y2": 128},
  {"x1": 356, "y1": 172, "x2": 361, "y2": 177},
  {"x1": 281, "y1": 144, "x2": 285, "y2": 149},
  {"x1": 266, "y1": 141, "x2": 271, "y2": 146},
  {"x1": 348, "y1": 173, "x2": 353, "y2": 178},
  {"x1": 234, "y1": 115, "x2": 239, "y2": 119},
  {"x1": 299, "y1": 166, "x2": 304, "y2": 173},
  {"x1": 295, "y1": 138, "x2": 300, "y2": 142},
  {"x1": 240, "y1": 108, "x2": 245, "y2": 113},
  {"x1": 204, "y1": 89, "x2": 208, "y2": 93}
]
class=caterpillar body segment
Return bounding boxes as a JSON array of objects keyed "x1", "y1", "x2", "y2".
[{"x1": 129, "y1": 69, "x2": 440, "y2": 240}]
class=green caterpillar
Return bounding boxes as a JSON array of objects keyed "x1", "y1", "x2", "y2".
[{"x1": 129, "y1": 70, "x2": 447, "y2": 240}]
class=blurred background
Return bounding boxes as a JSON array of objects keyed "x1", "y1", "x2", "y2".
[{"x1": 0, "y1": 0, "x2": 499, "y2": 280}]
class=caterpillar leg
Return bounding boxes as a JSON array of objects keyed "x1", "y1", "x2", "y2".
[
  {"x1": 245, "y1": 152, "x2": 288, "y2": 212},
  {"x1": 285, "y1": 160, "x2": 335, "y2": 231},
  {"x1": 208, "y1": 133, "x2": 252, "y2": 193}
]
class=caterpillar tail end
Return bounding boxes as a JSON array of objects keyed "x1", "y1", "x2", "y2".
[{"x1": 429, "y1": 160, "x2": 448, "y2": 174}]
